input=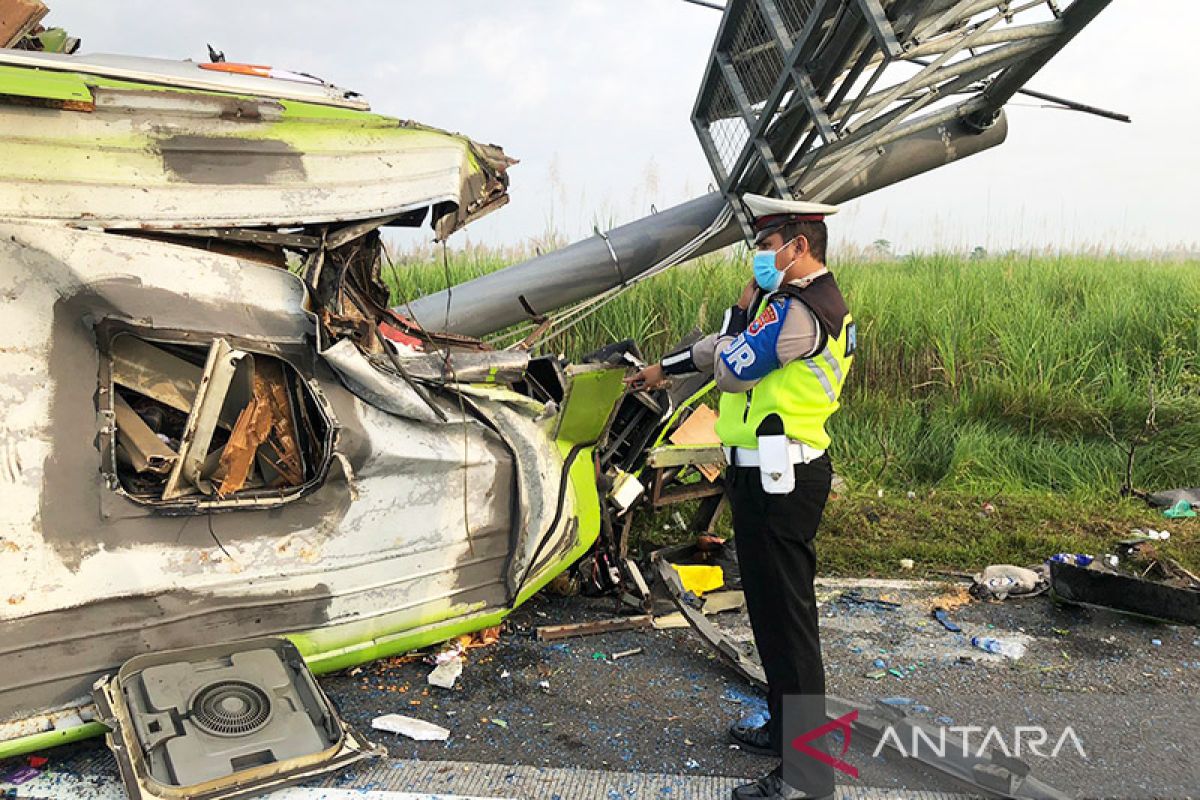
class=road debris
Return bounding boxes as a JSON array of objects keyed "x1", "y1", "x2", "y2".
[
  {"x1": 970, "y1": 636, "x2": 1027, "y2": 659},
  {"x1": 971, "y1": 564, "x2": 1046, "y2": 600},
  {"x1": 427, "y1": 658, "x2": 463, "y2": 689},
  {"x1": 1163, "y1": 498, "x2": 1197, "y2": 518},
  {"x1": 1049, "y1": 559, "x2": 1200, "y2": 625},
  {"x1": 670, "y1": 563, "x2": 725, "y2": 595},
  {"x1": 931, "y1": 607, "x2": 962, "y2": 632},
  {"x1": 610, "y1": 647, "x2": 644, "y2": 661},
  {"x1": 534, "y1": 615, "x2": 652, "y2": 641},
  {"x1": 371, "y1": 714, "x2": 450, "y2": 742}
]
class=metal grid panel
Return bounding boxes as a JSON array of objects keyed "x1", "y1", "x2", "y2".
[
  {"x1": 705, "y1": 75, "x2": 751, "y2": 178},
  {"x1": 779, "y1": 0, "x2": 820, "y2": 40},
  {"x1": 692, "y1": 0, "x2": 1110, "y2": 241},
  {"x1": 728, "y1": 2, "x2": 784, "y2": 109}
]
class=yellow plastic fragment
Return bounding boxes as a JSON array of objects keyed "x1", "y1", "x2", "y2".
[{"x1": 671, "y1": 564, "x2": 725, "y2": 595}]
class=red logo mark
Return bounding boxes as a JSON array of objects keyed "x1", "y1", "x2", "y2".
[
  {"x1": 747, "y1": 304, "x2": 779, "y2": 335},
  {"x1": 791, "y1": 709, "x2": 859, "y2": 779}
]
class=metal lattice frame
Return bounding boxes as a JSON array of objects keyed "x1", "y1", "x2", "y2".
[{"x1": 693, "y1": 0, "x2": 1113, "y2": 240}]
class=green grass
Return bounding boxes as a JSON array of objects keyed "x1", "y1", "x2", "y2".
[
  {"x1": 386, "y1": 247, "x2": 1200, "y2": 499},
  {"x1": 385, "y1": 246, "x2": 1200, "y2": 574}
]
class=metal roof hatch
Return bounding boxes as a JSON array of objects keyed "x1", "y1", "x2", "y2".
[{"x1": 93, "y1": 638, "x2": 383, "y2": 800}]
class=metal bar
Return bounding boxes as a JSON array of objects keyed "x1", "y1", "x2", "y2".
[
  {"x1": 113, "y1": 393, "x2": 177, "y2": 475},
  {"x1": 716, "y1": 53, "x2": 791, "y2": 195},
  {"x1": 912, "y1": 0, "x2": 1002, "y2": 44},
  {"x1": 166, "y1": 228, "x2": 323, "y2": 249},
  {"x1": 835, "y1": 37, "x2": 1048, "y2": 125},
  {"x1": 646, "y1": 445, "x2": 728, "y2": 469},
  {"x1": 534, "y1": 615, "x2": 653, "y2": 641},
  {"x1": 853, "y1": 0, "x2": 905, "y2": 56},
  {"x1": 846, "y1": 8, "x2": 1005, "y2": 131},
  {"x1": 974, "y1": 0, "x2": 1114, "y2": 118},
  {"x1": 792, "y1": 69, "x2": 838, "y2": 143},
  {"x1": 162, "y1": 339, "x2": 248, "y2": 500},
  {"x1": 111, "y1": 336, "x2": 202, "y2": 415},
  {"x1": 1015, "y1": 85, "x2": 1130, "y2": 122},
  {"x1": 903, "y1": 19, "x2": 1063, "y2": 59}
]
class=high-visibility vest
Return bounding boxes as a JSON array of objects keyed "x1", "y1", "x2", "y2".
[{"x1": 715, "y1": 273, "x2": 855, "y2": 451}]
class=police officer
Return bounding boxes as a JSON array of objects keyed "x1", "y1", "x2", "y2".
[{"x1": 627, "y1": 194, "x2": 855, "y2": 800}]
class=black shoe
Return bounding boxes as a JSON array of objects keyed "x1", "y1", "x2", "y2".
[
  {"x1": 731, "y1": 766, "x2": 834, "y2": 800},
  {"x1": 728, "y1": 719, "x2": 776, "y2": 756}
]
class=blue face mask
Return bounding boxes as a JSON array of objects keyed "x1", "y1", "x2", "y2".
[{"x1": 752, "y1": 249, "x2": 784, "y2": 292}]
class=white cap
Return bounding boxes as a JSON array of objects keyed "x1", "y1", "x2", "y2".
[{"x1": 741, "y1": 193, "x2": 839, "y2": 227}]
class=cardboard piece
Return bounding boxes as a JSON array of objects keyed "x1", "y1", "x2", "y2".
[{"x1": 668, "y1": 404, "x2": 722, "y2": 481}]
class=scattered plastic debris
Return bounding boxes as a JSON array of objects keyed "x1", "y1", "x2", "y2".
[
  {"x1": 880, "y1": 696, "x2": 915, "y2": 706},
  {"x1": 935, "y1": 715, "x2": 955, "y2": 725},
  {"x1": 671, "y1": 563, "x2": 725, "y2": 595},
  {"x1": 1163, "y1": 499, "x2": 1197, "y2": 519},
  {"x1": 685, "y1": 758, "x2": 700, "y2": 769},
  {"x1": 872, "y1": 658, "x2": 886, "y2": 669},
  {"x1": 489, "y1": 718, "x2": 509, "y2": 729},
  {"x1": 932, "y1": 607, "x2": 962, "y2": 632},
  {"x1": 2, "y1": 766, "x2": 40, "y2": 785},
  {"x1": 371, "y1": 714, "x2": 450, "y2": 741},
  {"x1": 1050, "y1": 553, "x2": 1094, "y2": 567},
  {"x1": 611, "y1": 647, "x2": 644, "y2": 660},
  {"x1": 1151, "y1": 639, "x2": 1162, "y2": 647},
  {"x1": 864, "y1": 670, "x2": 887, "y2": 680},
  {"x1": 970, "y1": 636, "x2": 1027, "y2": 659},
  {"x1": 899, "y1": 558, "x2": 915, "y2": 571},
  {"x1": 887, "y1": 667, "x2": 905, "y2": 678}
]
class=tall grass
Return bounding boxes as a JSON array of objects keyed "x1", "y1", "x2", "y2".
[{"x1": 384, "y1": 246, "x2": 1200, "y2": 498}]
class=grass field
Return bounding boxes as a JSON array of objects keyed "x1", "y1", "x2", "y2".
[{"x1": 385, "y1": 246, "x2": 1200, "y2": 573}]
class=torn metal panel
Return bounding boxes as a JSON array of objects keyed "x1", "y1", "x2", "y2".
[
  {"x1": 161, "y1": 340, "x2": 248, "y2": 500},
  {"x1": 385, "y1": 348, "x2": 532, "y2": 386},
  {"x1": 112, "y1": 336, "x2": 203, "y2": 417},
  {"x1": 0, "y1": 220, "x2": 623, "y2": 751},
  {"x1": 0, "y1": 76, "x2": 512, "y2": 236},
  {"x1": 113, "y1": 393, "x2": 176, "y2": 475},
  {"x1": 0, "y1": 48, "x2": 367, "y2": 109},
  {"x1": 1049, "y1": 561, "x2": 1200, "y2": 625},
  {"x1": 652, "y1": 545, "x2": 1071, "y2": 800},
  {"x1": 320, "y1": 338, "x2": 446, "y2": 424}
]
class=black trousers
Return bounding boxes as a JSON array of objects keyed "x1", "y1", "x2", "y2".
[{"x1": 728, "y1": 455, "x2": 832, "y2": 755}]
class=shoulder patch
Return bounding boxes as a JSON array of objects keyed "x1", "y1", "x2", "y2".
[
  {"x1": 844, "y1": 321, "x2": 857, "y2": 357},
  {"x1": 747, "y1": 301, "x2": 782, "y2": 335}
]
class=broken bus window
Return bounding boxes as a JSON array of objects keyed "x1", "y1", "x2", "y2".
[{"x1": 106, "y1": 333, "x2": 330, "y2": 507}]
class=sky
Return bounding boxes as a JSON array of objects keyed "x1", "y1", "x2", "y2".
[{"x1": 45, "y1": 1, "x2": 1198, "y2": 254}]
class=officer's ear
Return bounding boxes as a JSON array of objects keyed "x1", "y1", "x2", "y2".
[{"x1": 790, "y1": 234, "x2": 811, "y2": 260}]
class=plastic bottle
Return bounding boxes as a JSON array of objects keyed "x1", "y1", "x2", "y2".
[
  {"x1": 970, "y1": 636, "x2": 1026, "y2": 659},
  {"x1": 1048, "y1": 553, "x2": 1094, "y2": 567}
]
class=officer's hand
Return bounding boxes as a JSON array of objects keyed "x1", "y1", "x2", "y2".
[
  {"x1": 625, "y1": 363, "x2": 667, "y2": 391},
  {"x1": 737, "y1": 278, "x2": 759, "y2": 311}
]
